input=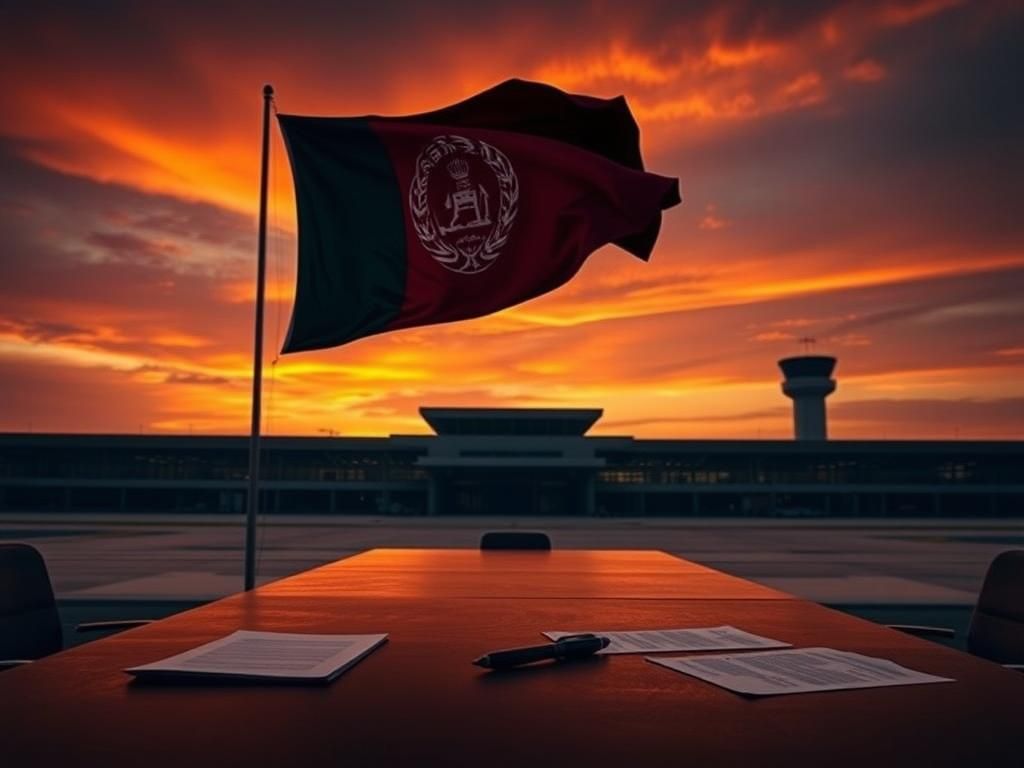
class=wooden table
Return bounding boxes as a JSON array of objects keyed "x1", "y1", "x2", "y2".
[{"x1": 2, "y1": 549, "x2": 1022, "y2": 767}]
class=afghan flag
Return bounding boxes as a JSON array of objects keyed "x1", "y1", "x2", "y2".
[{"x1": 278, "y1": 79, "x2": 681, "y2": 353}]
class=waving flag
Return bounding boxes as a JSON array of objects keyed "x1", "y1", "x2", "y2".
[{"x1": 278, "y1": 79, "x2": 681, "y2": 353}]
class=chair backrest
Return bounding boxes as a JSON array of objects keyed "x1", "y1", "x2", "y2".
[
  {"x1": 966, "y1": 550, "x2": 1024, "y2": 664},
  {"x1": 480, "y1": 531, "x2": 552, "y2": 550},
  {"x1": 0, "y1": 543, "x2": 63, "y2": 660}
]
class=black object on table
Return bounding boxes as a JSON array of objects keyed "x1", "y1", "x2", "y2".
[{"x1": 473, "y1": 633, "x2": 610, "y2": 669}]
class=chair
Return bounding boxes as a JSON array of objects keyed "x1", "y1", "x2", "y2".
[
  {"x1": 890, "y1": 549, "x2": 1024, "y2": 670},
  {"x1": 0, "y1": 543, "x2": 62, "y2": 666},
  {"x1": 480, "y1": 531, "x2": 552, "y2": 550},
  {"x1": 0, "y1": 543, "x2": 151, "y2": 670},
  {"x1": 966, "y1": 550, "x2": 1024, "y2": 665}
]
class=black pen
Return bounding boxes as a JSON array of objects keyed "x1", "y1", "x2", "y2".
[{"x1": 473, "y1": 633, "x2": 611, "y2": 670}]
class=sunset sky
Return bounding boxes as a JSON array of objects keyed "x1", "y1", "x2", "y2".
[{"x1": 1, "y1": 0, "x2": 1022, "y2": 439}]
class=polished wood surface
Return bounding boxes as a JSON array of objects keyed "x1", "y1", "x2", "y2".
[
  {"x1": 260, "y1": 548, "x2": 792, "y2": 599},
  {"x1": 2, "y1": 549, "x2": 1022, "y2": 767}
]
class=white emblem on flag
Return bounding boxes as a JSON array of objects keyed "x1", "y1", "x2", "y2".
[{"x1": 409, "y1": 135, "x2": 518, "y2": 274}]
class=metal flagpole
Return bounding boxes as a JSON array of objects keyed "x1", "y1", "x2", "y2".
[{"x1": 245, "y1": 83, "x2": 274, "y2": 591}]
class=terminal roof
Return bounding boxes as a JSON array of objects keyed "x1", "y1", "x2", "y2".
[{"x1": 419, "y1": 407, "x2": 602, "y2": 436}]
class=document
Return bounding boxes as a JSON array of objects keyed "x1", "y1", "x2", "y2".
[
  {"x1": 542, "y1": 626, "x2": 790, "y2": 655},
  {"x1": 648, "y1": 647, "x2": 955, "y2": 696},
  {"x1": 126, "y1": 630, "x2": 388, "y2": 683}
]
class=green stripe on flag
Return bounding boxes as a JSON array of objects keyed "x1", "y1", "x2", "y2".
[{"x1": 279, "y1": 116, "x2": 407, "y2": 352}]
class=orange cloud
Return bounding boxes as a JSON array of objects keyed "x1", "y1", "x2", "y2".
[
  {"x1": 844, "y1": 58, "x2": 887, "y2": 83},
  {"x1": 706, "y1": 41, "x2": 782, "y2": 69},
  {"x1": 826, "y1": 333, "x2": 872, "y2": 347},
  {"x1": 878, "y1": 0, "x2": 965, "y2": 27},
  {"x1": 778, "y1": 71, "x2": 827, "y2": 107},
  {"x1": 751, "y1": 331, "x2": 795, "y2": 342},
  {"x1": 698, "y1": 204, "x2": 728, "y2": 231},
  {"x1": 536, "y1": 43, "x2": 679, "y2": 88},
  {"x1": 13, "y1": 96, "x2": 260, "y2": 219}
]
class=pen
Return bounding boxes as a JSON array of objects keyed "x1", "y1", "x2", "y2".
[{"x1": 473, "y1": 633, "x2": 611, "y2": 670}]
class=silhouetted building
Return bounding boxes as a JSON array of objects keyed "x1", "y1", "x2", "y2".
[
  {"x1": 0, "y1": 408, "x2": 1021, "y2": 518},
  {"x1": 779, "y1": 355, "x2": 837, "y2": 441}
]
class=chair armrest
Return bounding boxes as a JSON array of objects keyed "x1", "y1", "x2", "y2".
[
  {"x1": 885, "y1": 624, "x2": 956, "y2": 639},
  {"x1": 1003, "y1": 664, "x2": 1024, "y2": 672},
  {"x1": 76, "y1": 619, "x2": 153, "y2": 633},
  {"x1": 0, "y1": 659, "x2": 35, "y2": 670}
]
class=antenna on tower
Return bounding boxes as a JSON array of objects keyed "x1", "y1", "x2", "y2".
[{"x1": 798, "y1": 336, "x2": 816, "y2": 354}]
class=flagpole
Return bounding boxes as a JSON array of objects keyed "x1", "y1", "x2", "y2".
[{"x1": 245, "y1": 83, "x2": 274, "y2": 591}]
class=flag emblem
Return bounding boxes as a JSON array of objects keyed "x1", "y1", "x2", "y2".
[{"x1": 409, "y1": 135, "x2": 519, "y2": 274}]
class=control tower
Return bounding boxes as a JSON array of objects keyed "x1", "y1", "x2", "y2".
[{"x1": 778, "y1": 355, "x2": 837, "y2": 441}]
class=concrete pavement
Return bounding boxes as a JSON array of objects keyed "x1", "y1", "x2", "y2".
[{"x1": 3, "y1": 513, "x2": 1021, "y2": 605}]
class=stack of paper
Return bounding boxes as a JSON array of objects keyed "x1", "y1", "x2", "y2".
[
  {"x1": 543, "y1": 626, "x2": 790, "y2": 654},
  {"x1": 126, "y1": 630, "x2": 388, "y2": 684},
  {"x1": 648, "y1": 647, "x2": 954, "y2": 696}
]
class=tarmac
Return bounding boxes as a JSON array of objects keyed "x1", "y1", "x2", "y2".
[{"x1": 3, "y1": 513, "x2": 1022, "y2": 649}]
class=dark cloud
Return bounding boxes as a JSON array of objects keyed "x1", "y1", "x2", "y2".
[
  {"x1": 85, "y1": 230, "x2": 183, "y2": 266},
  {"x1": 129, "y1": 209, "x2": 253, "y2": 248},
  {"x1": 0, "y1": 147, "x2": 265, "y2": 360},
  {"x1": 0, "y1": 319, "x2": 95, "y2": 344},
  {"x1": 819, "y1": 269, "x2": 1024, "y2": 338},
  {"x1": 1, "y1": 142, "x2": 255, "y2": 270},
  {"x1": 831, "y1": 397, "x2": 1024, "y2": 438},
  {"x1": 669, "y1": 5, "x2": 1024, "y2": 258},
  {"x1": 517, "y1": 264, "x2": 1024, "y2": 385}
]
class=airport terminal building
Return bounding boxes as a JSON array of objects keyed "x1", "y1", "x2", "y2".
[{"x1": 1, "y1": 407, "x2": 1021, "y2": 518}]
